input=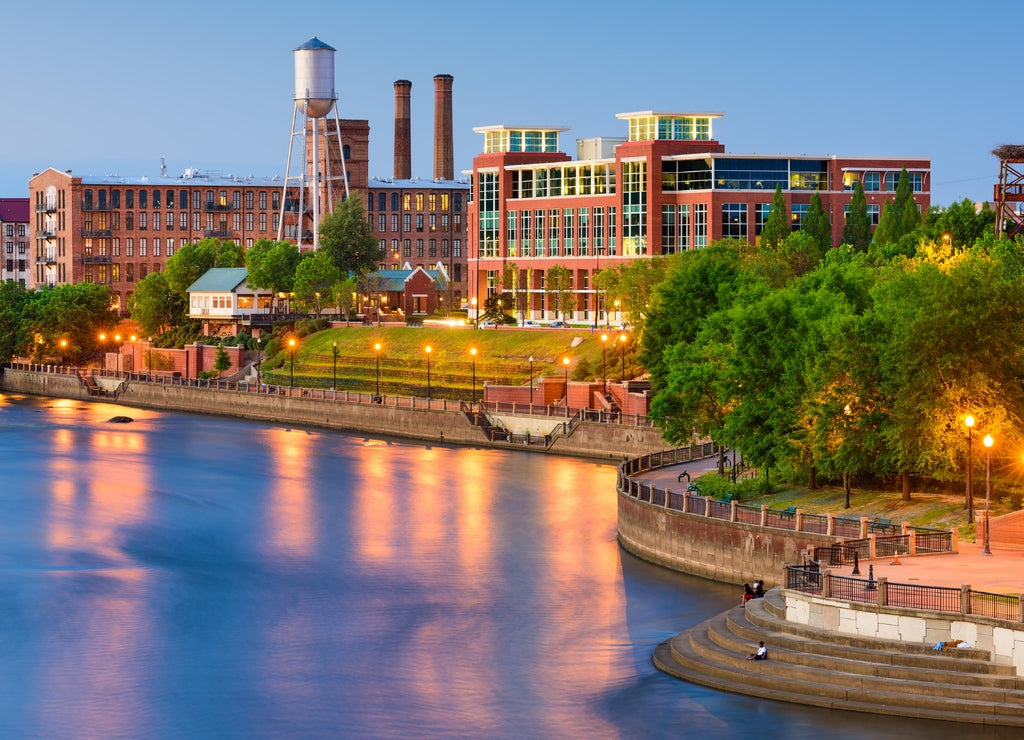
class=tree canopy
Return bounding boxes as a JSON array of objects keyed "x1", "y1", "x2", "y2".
[{"x1": 319, "y1": 191, "x2": 380, "y2": 277}]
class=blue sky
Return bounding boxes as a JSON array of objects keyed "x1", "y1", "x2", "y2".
[{"x1": 0, "y1": 0, "x2": 1018, "y2": 207}]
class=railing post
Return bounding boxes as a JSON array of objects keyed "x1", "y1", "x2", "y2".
[
  {"x1": 730, "y1": 500, "x2": 737, "y2": 523},
  {"x1": 827, "y1": 513, "x2": 835, "y2": 537},
  {"x1": 869, "y1": 534, "x2": 877, "y2": 559},
  {"x1": 795, "y1": 510, "x2": 803, "y2": 532},
  {"x1": 961, "y1": 584, "x2": 970, "y2": 616},
  {"x1": 951, "y1": 529, "x2": 959, "y2": 554},
  {"x1": 877, "y1": 576, "x2": 888, "y2": 607},
  {"x1": 901, "y1": 521, "x2": 909, "y2": 535},
  {"x1": 859, "y1": 517, "x2": 869, "y2": 539},
  {"x1": 821, "y1": 568, "x2": 831, "y2": 598},
  {"x1": 760, "y1": 505, "x2": 768, "y2": 528},
  {"x1": 703, "y1": 495, "x2": 712, "y2": 517},
  {"x1": 908, "y1": 531, "x2": 917, "y2": 555},
  {"x1": 1018, "y1": 594, "x2": 1024, "y2": 623},
  {"x1": 681, "y1": 492, "x2": 689, "y2": 514}
]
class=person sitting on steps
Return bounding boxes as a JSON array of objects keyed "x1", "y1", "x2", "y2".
[
  {"x1": 747, "y1": 641, "x2": 767, "y2": 661},
  {"x1": 742, "y1": 584, "x2": 755, "y2": 605}
]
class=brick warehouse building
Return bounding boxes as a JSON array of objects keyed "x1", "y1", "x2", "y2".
[
  {"x1": 0, "y1": 197, "x2": 30, "y2": 285},
  {"x1": 465, "y1": 111, "x2": 930, "y2": 323}
]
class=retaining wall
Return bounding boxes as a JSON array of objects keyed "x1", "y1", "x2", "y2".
[
  {"x1": 616, "y1": 492, "x2": 834, "y2": 587},
  {"x1": 0, "y1": 368, "x2": 670, "y2": 460},
  {"x1": 784, "y1": 588, "x2": 1024, "y2": 674}
]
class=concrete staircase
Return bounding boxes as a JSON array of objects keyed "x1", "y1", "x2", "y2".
[{"x1": 654, "y1": 588, "x2": 1024, "y2": 727}]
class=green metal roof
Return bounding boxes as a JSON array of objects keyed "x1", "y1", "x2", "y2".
[{"x1": 186, "y1": 267, "x2": 250, "y2": 293}]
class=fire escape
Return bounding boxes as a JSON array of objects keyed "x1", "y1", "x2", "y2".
[{"x1": 993, "y1": 145, "x2": 1024, "y2": 238}]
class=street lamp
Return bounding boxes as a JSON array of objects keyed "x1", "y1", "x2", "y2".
[
  {"x1": 983, "y1": 433, "x2": 993, "y2": 556},
  {"x1": 965, "y1": 414, "x2": 975, "y2": 524},
  {"x1": 614, "y1": 299, "x2": 620, "y2": 327},
  {"x1": 59, "y1": 338, "x2": 67, "y2": 366},
  {"x1": 470, "y1": 347, "x2": 477, "y2": 404},
  {"x1": 528, "y1": 355, "x2": 534, "y2": 405},
  {"x1": 600, "y1": 333, "x2": 609, "y2": 395},
  {"x1": 425, "y1": 345, "x2": 432, "y2": 400},
  {"x1": 130, "y1": 334, "x2": 138, "y2": 374},
  {"x1": 374, "y1": 342, "x2": 382, "y2": 398},
  {"x1": 288, "y1": 337, "x2": 296, "y2": 388},
  {"x1": 332, "y1": 340, "x2": 338, "y2": 391},
  {"x1": 618, "y1": 332, "x2": 628, "y2": 382},
  {"x1": 147, "y1": 337, "x2": 153, "y2": 376},
  {"x1": 563, "y1": 356, "x2": 570, "y2": 410},
  {"x1": 256, "y1": 337, "x2": 262, "y2": 390},
  {"x1": 470, "y1": 296, "x2": 478, "y2": 329}
]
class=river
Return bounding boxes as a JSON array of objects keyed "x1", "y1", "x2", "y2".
[{"x1": 0, "y1": 392, "x2": 1003, "y2": 739}]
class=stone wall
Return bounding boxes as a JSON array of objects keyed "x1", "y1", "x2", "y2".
[
  {"x1": 616, "y1": 491, "x2": 834, "y2": 587},
  {"x1": 1, "y1": 368, "x2": 671, "y2": 460},
  {"x1": 784, "y1": 588, "x2": 1024, "y2": 675}
]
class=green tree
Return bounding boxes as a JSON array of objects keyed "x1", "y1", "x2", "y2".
[
  {"x1": 759, "y1": 185, "x2": 789, "y2": 250},
  {"x1": 293, "y1": 250, "x2": 340, "y2": 316},
  {"x1": 21, "y1": 283, "x2": 117, "y2": 363},
  {"x1": 165, "y1": 238, "x2": 243, "y2": 300},
  {"x1": 893, "y1": 167, "x2": 922, "y2": 238},
  {"x1": 0, "y1": 280, "x2": 31, "y2": 362},
  {"x1": 129, "y1": 272, "x2": 182, "y2": 336},
  {"x1": 330, "y1": 274, "x2": 360, "y2": 323},
  {"x1": 544, "y1": 264, "x2": 574, "y2": 319},
  {"x1": 802, "y1": 191, "x2": 832, "y2": 252},
  {"x1": 246, "y1": 239, "x2": 302, "y2": 312},
  {"x1": 842, "y1": 180, "x2": 871, "y2": 252},
  {"x1": 214, "y1": 345, "x2": 232, "y2": 378},
  {"x1": 873, "y1": 199, "x2": 899, "y2": 247},
  {"x1": 319, "y1": 191, "x2": 380, "y2": 277}
]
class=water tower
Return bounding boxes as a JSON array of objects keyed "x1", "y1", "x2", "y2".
[{"x1": 279, "y1": 37, "x2": 349, "y2": 250}]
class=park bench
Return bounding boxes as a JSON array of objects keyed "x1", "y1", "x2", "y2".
[
  {"x1": 722, "y1": 493, "x2": 736, "y2": 504},
  {"x1": 781, "y1": 505, "x2": 797, "y2": 520},
  {"x1": 870, "y1": 517, "x2": 893, "y2": 533}
]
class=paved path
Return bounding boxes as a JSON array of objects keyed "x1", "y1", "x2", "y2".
[{"x1": 633, "y1": 455, "x2": 1024, "y2": 594}]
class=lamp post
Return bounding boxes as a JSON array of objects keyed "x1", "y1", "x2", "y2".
[
  {"x1": 470, "y1": 296, "x2": 478, "y2": 329},
  {"x1": 130, "y1": 334, "x2": 137, "y2": 374},
  {"x1": 374, "y1": 342, "x2": 382, "y2": 397},
  {"x1": 965, "y1": 414, "x2": 975, "y2": 524},
  {"x1": 256, "y1": 337, "x2": 262, "y2": 390},
  {"x1": 470, "y1": 347, "x2": 477, "y2": 404},
  {"x1": 59, "y1": 339, "x2": 67, "y2": 366},
  {"x1": 563, "y1": 356, "x2": 570, "y2": 411},
  {"x1": 425, "y1": 345, "x2": 432, "y2": 400},
  {"x1": 600, "y1": 333, "x2": 609, "y2": 395},
  {"x1": 614, "y1": 299, "x2": 620, "y2": 327},
  {"x1": 983, "y1": 434, "x2": 993, "y2": 556},
  {"x1": 147, "y1": 337, "x2": 153, "y2": 376},
  {"x1": 288, "y1": 338, "x2": 296, "y2": 388},
  {"x1": 528, "y1": 355, "x2": 534, "y2": 405},
  {"x1": 332, "y1": 340, "x2": 338, "y2": 391},
  {"x1": 618, "y1": 332, "x2": 628, "y2": 382}
]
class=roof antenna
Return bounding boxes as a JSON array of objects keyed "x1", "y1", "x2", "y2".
[{"x1": 160, "y1": 156, "x2": 166, "y2": 178}]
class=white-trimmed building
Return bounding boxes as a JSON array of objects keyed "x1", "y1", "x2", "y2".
[{"x1": 187, "y1": 267, "x2": 274, "y2": 335}]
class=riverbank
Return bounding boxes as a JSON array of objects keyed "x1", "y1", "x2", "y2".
[{"x1": 0, "y1": 366, "x2": 673, "y2": 461}]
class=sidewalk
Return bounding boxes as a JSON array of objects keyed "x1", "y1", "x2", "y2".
[{"x1": 634, "y1": 459, "x2": 1024, "y2": 594}]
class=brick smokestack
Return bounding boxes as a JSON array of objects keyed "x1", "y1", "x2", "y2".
[
  {"x1": 433, "y1": 74, "x2": 454, "y2": 181},
  {"x1": 394, "y1": 80, "x2": 412, "y2": 180}
]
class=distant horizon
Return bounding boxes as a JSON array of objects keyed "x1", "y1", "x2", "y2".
[{"x1": 0, "y1": 1, "x2": 1017, "y2": 208}]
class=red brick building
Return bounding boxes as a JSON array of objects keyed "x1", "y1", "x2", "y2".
[
  {"x1": 0, "y1": 197, "x2": 29, "y2": 285},
  {"x1": 466, "y1": 111, "x2": 930, "y2": 323}
]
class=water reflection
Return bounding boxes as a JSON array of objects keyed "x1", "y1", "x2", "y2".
[{"x1": 0, "y1": 393, "x2": 1018, "y2": 739}]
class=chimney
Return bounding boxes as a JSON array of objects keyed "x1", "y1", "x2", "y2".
[
  {"x1": 394, "y1": 80, "x2": 412, "y2": 180},
  {"x1": 433, "y1": 74, "x2": 454, "y2": 181}
]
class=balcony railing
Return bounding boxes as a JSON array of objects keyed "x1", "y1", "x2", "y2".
[
  {"x1": 35, "y1": 203, "x2": 57, "y2": 213},
  {"x1": 204, "y1": 228, "x2": 234, "y2": 238},
  {"x1": 204, "y1": 203, "x2": 236, "y2": 212},
  {"x1": 35, "y1": 253, "x2": 57, "y2": 265},
  {"x1": 82, "y1": 229, "x2": 113, "y2": 238},
  {"x1": 36, "y1": 230, "x2": 56, "y2": 240},
  {"x1": 82, "y1": 254, "x2": 112, "y2": 264},
  {"x1": 82, "y1": 201, "x2": 113, "y2": 211}
]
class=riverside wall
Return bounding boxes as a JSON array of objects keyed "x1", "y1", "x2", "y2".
[
  {"x1": 0, "y1": 368, "x2": 671, "y2": 460},
  {"x1": 616, "y1": 493, "x2": 834, "y2": 587}
]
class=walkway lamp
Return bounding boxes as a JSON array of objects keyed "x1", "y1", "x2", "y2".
[
  {"x1": 332, "y1": 340, "x2": 338, "y2": 391},
  {"x1": 965, "y1": 415, "x2": 975, "y2": 524},
  {"x1": 618, "y1": 332, "x2": 628, "y2": 382},
  {"x1": 470, "y1": 297, "x2": 478, "y2": 329},
  {"x1": 983, "y1": 434, "x2": 993, "y2": 556},
  {"x1": 59, "y1": 339, "x2": 67, "y2": 366},
  {"x1": 374, "y1": 342, "x2": 382, "y2": 397},
  {"x1": 470, "y1": 347, "x2": 477, "y2": 404},
  {"x1": 256, "y1": 337, "x2": 262, "y2": 390},
  {"x1": 425, "y1": 345, "x2": 432, "y2": 400},
  {"x1": 288, "y1": 338, "x2": 296, "y2": 388},
  {"x1": 130, "y1": 334, "x2": 138, "y2": 374},
  {"x1": 148, "y1": 337, "x2": 153, "y2": 375},
  {"x1": 563, "y1": 356, "x2": 570, "y2": 411},
  {"x1": 600, "y1": 333, "x2": 609, "y2": 394},
  {"x1": 528, "y1": 355, "x2": 534, "y2": 405},
  {"x1": 614, "y1": 298, "x2": 620, "y2": 326}
]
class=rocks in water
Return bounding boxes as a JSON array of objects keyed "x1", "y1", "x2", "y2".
[{"x1": 108, "y1": 416, "x2": 133, "y2": 424}]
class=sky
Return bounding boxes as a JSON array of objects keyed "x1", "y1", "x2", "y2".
[{"x1": 0, "y1": 0, "x2": 1019, "y2": 208}]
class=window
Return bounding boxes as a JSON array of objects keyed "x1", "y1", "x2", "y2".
[
  {"x1": 661, "y1": 205, "x2": 676, "y2": 253},
  {"x1": 392, "y1": 193, "x2": 399, "y2": 211},
  {"x1": 140, "y1": 238, "x2": 148, "y2": 257},
  {"x1": 194, "y1": 191, "x2": 202, "y2": 210},
  {"x1": 245, "y1": 191, "x2": 254, "y2": 209},
  {"x1": 391, "y1": 214, "x2": 399, "y2": 232},
  {"x1": 791, "y1": 204, "x2": 808, "y2": 231},
  {"x1": 429, "y1": 214, "x2": 436, "y2": 231},
  {"x1": 453, "y1": 239, "x2": 461, "y2": 257},
  {"x1": 126, "y1": 190, "x2": 134, "y2": 208},
  {"x1": 126, "y1": 263, "x2": 135, "y2": 282},
  {"x1": 868, "y1": 204, "x2": 880, "y2": 226},
  {"x1": 694, "y1": 204, "x2": 707, "y2": 248},
  {"x1": 379, "y1": 214, "x2": 386, "y2": 231},
  {"x1": 259, "y1": 213, "x2": 267, "y2": 231},
  {"x1": 246, "y1": 212, "x2": 254, "y2": 230},
  {"x1": 126, "y1": 212, "x2": 134, "y2": 230},
  {"x1": 404, "y1": 213, "x2": 411, "y2": 231},
  {"x1": 139, "y1": 212, "x2": 147, "y2": 230},
  {"x1": 153, "y1": 239, "x2": 161, "y2": 257},
  {"x1": 139, "y1": 190, "x2": 147, "y2": 208},
  {"x1": 755, "y1": 203, "x2": 772, "y2": 237},
  {"x1": 127, "y1": 238, "x2": 134, "y2": 256},
  {"x1": 139, "y1": 263, "x2": 148, "y2": 280},
  {"x1": 454, "y1": 193, "x2": 462, "y2": 212},
  {"x1": 378, "y1": 193, "x2": 386, "y2": 211},
  {"x1": 621, "y1": 160, "x2": 647, "y2": 255},
  {"x1": 863, "y1": 172, "x2": 880, "y2": 191},
  {"x1": 166, "y1": 212, "x2": 174, "y2": 230},
  {"x1": 416, "y1": 194, "x2": 424, "y2": 210},
  {"x1": 272, "y1": 191, "x2": 280, "y2": 210},
  {"x1": 416, "y1": 239, "x2": 424, "y2": 258},
  {"x1": 167, "y1": 239, "x2": 175, "y2": 256},
  {"x1": 181, "y1": 213, "x2": 188, "y2": 230},
  {"x1": 403, "y1": 194, "x2": 411, "y2": 210},
  {"x1": 180, "y1": 190, "x2": 187, "y2": 209},
  {"x1": 152, "y1": 212, "x2": 160, "y2": 231},
  {"x1": 112, "y1": 189, "x2": 121, "y2": 208},
  {"x1": 416, "y1": 214, "x2": 424, "y2": 231},
  {"x1": 260, "y1": 191, "x2": 267, "y2": 210},
  {"x1": 678, "y1": 205, "x2": 690, "y2": 250},
  {"x1": 153, "y1": 190, "x2": 160, "y2": 208},
  {"x1": 722, "y1": 203, "x2": 747, "y2": 240},
  {"x1": 403, "y1": 239, "x2": 411, "y2": 257},
  {"x1": 442, "y1": 239, "x2": 449, "y2": 257}
]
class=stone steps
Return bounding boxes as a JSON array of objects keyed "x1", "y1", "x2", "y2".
[{"x1": 653, "y1": 588, "x2": 1024, "y2": 727}]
